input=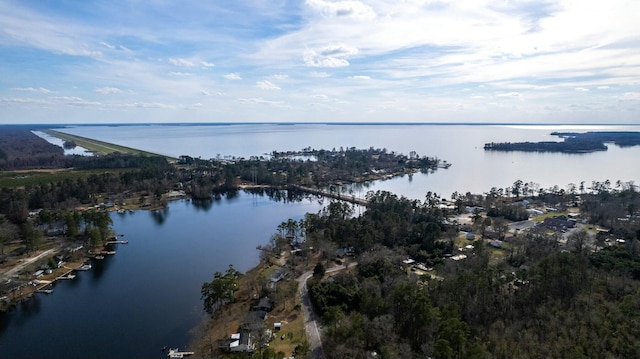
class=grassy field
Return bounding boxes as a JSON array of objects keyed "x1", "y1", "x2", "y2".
[{"x1": 43, "y1": 129, "x2": 176, "y2": 160}]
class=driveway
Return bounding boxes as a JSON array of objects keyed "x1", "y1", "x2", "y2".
[{"x1": 1, "y1": 248, "x2": 58, "y2": 280}]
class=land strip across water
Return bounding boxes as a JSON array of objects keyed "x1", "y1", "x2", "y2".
[{"x1": 43, "y1": 129, "x2": 176, "y2": 160}]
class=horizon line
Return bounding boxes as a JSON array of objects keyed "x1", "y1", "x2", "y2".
[{"x1": 3, "y1": 121, "x2": 640, "y2": 128}]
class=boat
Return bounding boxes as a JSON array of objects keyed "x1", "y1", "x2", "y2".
[
  {"x1": 167, "y1": 348, "x2": 194, "y2": 358},
  {"x1": 95, "y1": 255, "x2": 105, "y2": 260},
  {"x1": 76, "y1": 263, "x2": 92, "y2": 271},
  {"x1": 58, "y1": 273, "x2": 76, "y2": 280}
]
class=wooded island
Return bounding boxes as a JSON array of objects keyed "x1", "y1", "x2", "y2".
[{"x1": 484, "y1": 131, "x2": 640, "y2": 153}]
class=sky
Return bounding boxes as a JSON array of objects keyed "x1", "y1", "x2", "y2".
[{"x1": 1, "y1": 0, "x2": 639, "y2": 124}]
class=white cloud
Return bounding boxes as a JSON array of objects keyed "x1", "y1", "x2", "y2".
[
  {"x1": 2, "y1": 0, "x2": 640, "y2": 124},
  {"x1": 309, "y1": 71, "x2": 330, "y2": 78},
  {"x1": 100, "y1": 41, "x2": 115, "y2": 49},
  {"x1": 237, "y1": 97, "x2": 286, "y2": 107},
  {"x1": 202, "y1": 90, "x2": 223, "y2": 96},
  {"x1": 256, "y1": 80, "x2": 281, "y2": 90},
  {"x1": 50, "y1": 96, "x2": 101, "y2": 106},
  {"x1": 95, "y1": 86, "x2": 122, "y2": 94},
  {"x1": 306, "y1": 0, "x2": 376, "y2": 20},
  {"x1": 224, "y1": 73, "x2": 242, "y2": 80},
  {"x1": 303, "y1": 44, "x2": 359, "y2": 68},
  {"x1": 11, "y1": 87, "x2": 52, "y2": 93},
  {"x1": 65, "y1": 49, "x2": 102, "y2": 57},
  {"x1": 169, "y1": 58, "x2": 196, "y2": 67},
  {"x1": 2, "y1": 97, "x2": 50, "y2": 104},
  {"x1": 496, "y1": 92, "x2": 522, "y2": 98},
  {"x1": 127, "y1": 102, "x2": 176, "y2": 109},
  {"x1": 619, "y1": 92, "x2": 640, "y2": 100}
]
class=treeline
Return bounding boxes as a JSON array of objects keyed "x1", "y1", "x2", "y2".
[
  {"x1": 552, "y1": 131, "x2": 640, "y2": 147},
  {"x1": 180, "y1": 146, "x2": 442, "y2": 190},
  {"x1": 0, "y1": 154, "x2": 176, "y2": 221},
  {"x1": 304, "y1": 191, "x2": 453, "y2": 262},
  {"x1": 305, "y1": 188, "x2": 640, "y2": 358},
  {"x1": 484, "y1": 131, "x2": 640, "y2": 153},
  {"x1": 484, "y1": 140, "x2": 607, "y2": 153},
  {"x1": 0, "y1": 127, "x2": 66, "y2": 170},
  {"x1": 0, "y1": 127, "x2": 172, "y2": 171}
]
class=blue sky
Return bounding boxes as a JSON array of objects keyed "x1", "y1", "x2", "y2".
[{"x1": 1, "y1": 0, "x2": 639, "y2": 124}]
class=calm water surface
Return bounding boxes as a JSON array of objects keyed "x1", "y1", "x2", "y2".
[
  {"x1": 3, "y1": 123, "x2": 640, "y2": 358},
  {"x1": 0, "y1": 192, "x2": 323, "y2": 359},
  {"x1": 59, "y1": 123, "x2": 640, "y2": 198}
]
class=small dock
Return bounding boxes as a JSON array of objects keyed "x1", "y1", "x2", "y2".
[
  {"x1": 57, "y1": 269, "x2": 76, "y2": 280},
  {"x1": 75, "y1": 263, "x2": 92, "y2": 271},
  {"x1": 57, "y1": 273, "x2": 76, "y2": 280},
  {"x1": 168, "y1": 348, "x2": 194, "y2": 358},
  {"x1": 105, "y1": 240, "x2": 128, "y2": 245}
]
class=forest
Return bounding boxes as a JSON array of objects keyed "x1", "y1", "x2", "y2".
[
  {"x1": 484, "y1": 131, "x2": 640, "y2": 153},
  {"x1": 302, "y1": 186, "x2": 640, "y2": 359}
]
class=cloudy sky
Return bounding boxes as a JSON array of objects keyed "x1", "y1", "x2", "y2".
[{"x1": 1, "y1": 0, "x2": 639, "y2": 124}]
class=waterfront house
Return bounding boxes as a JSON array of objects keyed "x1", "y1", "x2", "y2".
[
  {"x1": 270, "y1": 269, "x2": 286, "y2": 283},
  {"x1": 252, "y1": 297, "x2": 273, "y2": 312}
]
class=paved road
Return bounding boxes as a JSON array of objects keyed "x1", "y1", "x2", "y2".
[
  {"x1": 1, "y1": 248, "x2": 58, "y2": 279},
  {"x1": 297, "y1": 262, "x2": 356, "y2": 359},
  {"x1": 509, "y1": 220, "x2": 536, "y2": 233}
]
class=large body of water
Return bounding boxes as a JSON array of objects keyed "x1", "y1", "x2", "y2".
[
  {"x1": 3, "y1": 123, "x2": 640, "y2": 358},
  {"x1": 0, "y1": 193, "x2": 323, "y2": 358},
  {"x1": 58, "y1": 123, "x2": 640, "y2": 198}
]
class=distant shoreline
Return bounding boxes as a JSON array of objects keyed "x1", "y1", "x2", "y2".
[{"x1": 2, "y1": 122, "x2": 640, "y2": 128}]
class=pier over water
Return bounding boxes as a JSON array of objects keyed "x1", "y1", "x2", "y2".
[{"x1": 288, "y1": 185, "x2": 369, "y2": 207}]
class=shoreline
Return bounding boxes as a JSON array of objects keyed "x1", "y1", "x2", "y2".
[
  {"x1": 190, "y1": 247, "x2": 328, "y2": 358},
  {"x1": 0, "y1": 192, "x2": 185, "y2": 313},
  {"x1": 43, "y1": 129, "x2": 177, "y2": 161}
]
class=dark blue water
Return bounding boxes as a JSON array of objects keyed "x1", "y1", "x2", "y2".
[{"x1": 0, "y1": 192, "x2": 323, "y2": 358}]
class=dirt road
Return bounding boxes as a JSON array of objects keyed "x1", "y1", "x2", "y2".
[{"x1": 1, "y1": 248, "x2": 58, "y2": 279}]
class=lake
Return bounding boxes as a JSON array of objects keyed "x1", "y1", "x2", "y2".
[
  {"x1": 0, "y1": 192, "x2": 324, "y2": 359},
  {"x1": 2, "y1": 122, "x2": 640, "y2": 358},
  {"x1": 58, "y1": 123, "x2": 640, "y2": 198}
]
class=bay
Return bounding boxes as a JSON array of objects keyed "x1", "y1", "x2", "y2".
[
  {"x1": 59, "y1": 123, "x2": 640, "y2": 198},
  {"x1": 0, "y1": 193, "x2": 324, "y2": 359}
]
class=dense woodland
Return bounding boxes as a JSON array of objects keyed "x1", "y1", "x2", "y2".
[
  {"x1": 299, "y1": 186, "x2": 640, "y2": 359},
  {"x1": 484, "y1": 131, "x2": 640, "y2": 153},
  {"x1": 0, "y1": 126, "x2": 66, "y2": 170}
]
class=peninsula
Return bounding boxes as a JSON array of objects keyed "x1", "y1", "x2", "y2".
[{"x1": 484, "y1": 131, "x2": 640, "y2": 153}]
